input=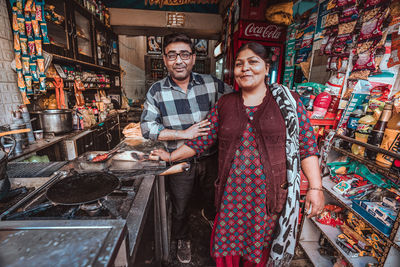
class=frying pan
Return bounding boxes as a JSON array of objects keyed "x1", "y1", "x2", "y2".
[{"x1": 4, "y1": 172, "x2": 120, "y2": 219}]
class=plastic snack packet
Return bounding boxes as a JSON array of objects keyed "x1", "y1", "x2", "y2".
[
  {"x1": 22, "y1": 55, "x2": 30, "y2": 75},
  {"x1": 35, "y1": 38, "x2": 42, "y2": 56},
  {"x1": 40, "y1": 22, "x2": 50, "y2": 44},
  {"x1": 20, "y1": 36, "x2": 28, "y2": 55},
  {"x1": 37, "y1": 56, "x2": 45, "y2": 75},
  {"x1": 32, "y1": 19, "x2": 40, "y2": 38}
]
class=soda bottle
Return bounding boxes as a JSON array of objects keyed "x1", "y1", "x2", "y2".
[
  {"x1": 366, "y1": 102, "x2": 393, "y2": 160},
  {"x1": 351, "y1": 109, "x2": 377, "y2": 156},
  {"x1": 376, "y1": 110, "x2": 400, "y2": 168}
]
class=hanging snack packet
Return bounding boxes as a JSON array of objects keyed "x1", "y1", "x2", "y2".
[
  {"x1": 28, "y1": 38, "x2": 36, "y2": 58},
  {"x1": 325, "y1": 12, "x2": 339, "y2": 28},
  {"x1": 17, "y1": 71, "x2": 26, "y2": 91},
  {"x1": 327, "y1": 0, "x2": 337, "y2": 10},
  {"x1": 30, "y1": 61, "x2": 39, "y2": 82},
  {"x1": 356, "y1": 40, "x2": 375, "y2": 54},
  {"x1": 20, "y1": 36, "x2": 28, "y2": 55},
  {"x1": 12, "y1": 7, "x2": 18, "y2": 32},
  {"x1": 13, "y1": 32, "x2": 21, "y2": 52},
  {"x1": 39, "y1": 75, "x2": 46, "y2": 92},
  {"x1": 363, "y1": 7, "x2": 381, "y2": 23},
  {"x1": 15, "y1": 52, "x2": 22, "y2": 69},
  {"x1": 25, "y1": 19, "x2": 33, "y2": 38},
  {"x1": 349, "y1": 70, "x2": 370, "y2": 80},
  {"x1": 338, "y1": 57, "x2": 349, "y2": 73},
  {"x1": 24, "y1": 75, "x2": 33, "y2": 94},
  {"x1": 40, "y1": 22, "x2": 50, "y2": 44},
  {"x1": 17, "y1": 16, "x2": 25, "y2": 35},
  {"x1": 25, "y1": 0, "x2": 33, "y2": 12},
  {"x1": 22, "y1": 55, "x2": 30, "y2": 75},
  {"x1": 327, "y1": 56, "x2": 339, "y2": 71},
  {"x1": 352, "y1": 51, "x2": 376, "y2": 71},
  {"x1": 37, "y1": 56, "x2": 45, "y2": 75},
  {"x1": 365, "y1": 0, "x2": 387, "y2": 9},
  {"x1": 338, "y1": 21, "x2": 357, "y2": 35},
  {"x1": 324, "y1": 36, "x2": 336, "y2": 55},
  {"x1": 358, "y1": 17, "x2": 383, "y2": 42},
  {"x1": 35, "y1": 38, "x2": 42, "y2": 56},
  {"x1": 388, "y1": 32, "x2": 400, "y2": 68},
  {"x1": 35, "y1": 2, "x2": 43, "y2": 21},
  {"x1": 320, "y1": 34, "x2": 330, "y2": 55},
  {"x1": 31, "y1": 19, "x2": 40, "y2": 38},
  {"x1": 341, "y1": 6, "x2": 359, "y2": 22}
]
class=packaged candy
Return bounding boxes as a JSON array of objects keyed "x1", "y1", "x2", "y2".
[
  {"x1": 25, "y1": 0, "x2": 33, "y2": 12},
  {"x1": 20, "y1": 36, "x2": 28, "y2": 55},
  {"x1": 365, "y1": 0, "x2": 387, "y2": 9},
  {"x1": 327, "y1": 0, "x2": 336, "y2": 10},
  {"x1": 24, "y1": 75, "x2": 33, "y2": 93},
  {"x1": 363, "y1": 7, "x2": 381, "y2": 23},
  {"x1": 338, "y1": 21, "x2": 356, "y2": 35},
  {"x1": 31, "y1": 19, "x2": 40, "y2": 38},
  {"x1": 13, "y1": 32, "x2": 20, "y2": 51},
  {"x1": 356, "y1": 40, "x2": 375, "y2": 54},
  {"x1": 12, "y1": 7, "x2": 18, "y2": 32},
  {"x1": 342, "y1": 6, "x2": 358, "y2": 19},
  {"x1": 40, "y1": 22, "x2": 50, "y2": 44},
  {"x1": 15, "y1": 52, "x2": 22, "y2": 69},
  {"x1": 17, "y1": 16, "x2": 25, "y2": 35},
  {"x1": 30, "y1": 61, "x2": 38, "y2": 82},
  {"x1": 37, "y1": 57, "x2": 45, "y2": 75},
  {"x1": 317, "y1": 204, "x2": 344, "y2": 227},
  {"x1": 25, "y1": 20, "x2": 33, "y2": 37},
  {"x1": 35, "y1": 38, "x2": 42, "y2": 56},
  {"x1": 352, "y1": 51, "x2": 376, "y2": 71},
  {"x1": 22, "y1": 55, "x2": 30, "y2": 75}
]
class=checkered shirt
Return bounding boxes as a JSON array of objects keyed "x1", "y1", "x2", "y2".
[{"x1": 140, "y1": 73, "x2": 232, "y2": 152}]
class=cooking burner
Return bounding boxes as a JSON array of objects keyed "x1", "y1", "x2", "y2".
[{"x1": 80, "y1": 201, "x2": 103, "y2": 216}]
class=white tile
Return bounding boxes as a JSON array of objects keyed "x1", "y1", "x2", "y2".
[
  {"x1": 4, "y1": 103, "x2": 13, "y2": 114},
  {"x1": 3, "y1": 50, "x2": 13, "y2": 61},
  {"x1": 2, "y1": 92, "x2": 11, "y2": 103},
  {"x1": 0, "y1": 71, "x2": 6, "y2": 82},
  {"x1": 11, "y1": 93, "x2": 21, "y2": 103},
  {"x1": 5, "y1": 71, "x2": 16, "y2": 83},
  {"x1": 8, "y1": 83, "x2": 18, "y2": 93}
]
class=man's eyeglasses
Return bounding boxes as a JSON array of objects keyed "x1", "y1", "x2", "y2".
[{"x1": 165, "y1": 51, "x2": 193, "y2": 61}]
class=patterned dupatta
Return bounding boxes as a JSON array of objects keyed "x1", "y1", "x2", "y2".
[{"x1": 267, "y1": 84, "x2": 301, "y2": 267}]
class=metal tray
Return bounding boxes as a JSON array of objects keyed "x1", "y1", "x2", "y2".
[{"x1": 74, "y1": 151, "x2": 112, "y2": 172}]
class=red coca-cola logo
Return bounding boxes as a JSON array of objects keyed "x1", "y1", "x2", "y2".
[{"x1": 244, "y1": 23, "x2": 282, "y2": 40}]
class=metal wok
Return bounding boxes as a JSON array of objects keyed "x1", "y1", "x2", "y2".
[{"x1": 3, "y1": 172, "x2": 120, "y2": 219}]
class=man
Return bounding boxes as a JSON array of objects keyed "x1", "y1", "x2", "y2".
[{"x1": 141, "y1": 33, "x2": 232, "y2": 264}]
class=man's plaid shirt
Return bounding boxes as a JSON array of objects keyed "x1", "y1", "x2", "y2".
[{"x1": 140, "y1": 73, "x2": 232, "y2": 152}]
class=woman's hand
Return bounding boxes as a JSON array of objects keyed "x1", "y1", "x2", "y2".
[
  {"x1": 184, "y1": 120, "x2": 211, "y2": 139},
  {"x1": 305, "y1": 189, "x2": 325, "y2": 218},
  {"x1": 150, "y1": 149, "x2": 170, "y2": 162}
]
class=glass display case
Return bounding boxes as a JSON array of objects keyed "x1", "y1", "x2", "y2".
[
  {"x1": 72, "y1": 6, "x2": 94, "y2": 63},
  {"x1": 43, "y1": 0, "x2": 72, "y2": 57},
  {"x1": 109, "y1": 32, "x2": 119, "y2": 69}
]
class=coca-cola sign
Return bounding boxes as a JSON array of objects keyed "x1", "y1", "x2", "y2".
[{"x1": 239, "y1": 21, "x2": 286, "y2": 42}]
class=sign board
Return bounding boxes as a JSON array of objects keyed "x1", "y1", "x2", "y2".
[{"x1": 237, "y1": 21, "x2": 286, "y2": 42}]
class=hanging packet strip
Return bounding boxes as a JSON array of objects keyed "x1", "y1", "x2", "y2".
[
  {"x1": 388, "y1": 32, "x2": 400, "y2": 68},
  {"x1": 337, "y1": 0, "x2": 357, "y2": 8},
  {"x1": 40, "y1": 21, "x2": 49, "y2": 44},
  {"x1": 36, "y1": 56, "x2": 45, "y2": 75},
  {"x1": 39, "y1": 75, "x2": 46, "y2": 92},
  {"x1": 17, "y1": 15, "x2": 25, "y2": 35},
  {"x1": 362, "y1": 7, "x2": 381, "y2": 23},
  {"x1": 25, "y1": 0, "x2": 34, "y2": 12},
  {"x1": 35, "y1": 38, "x2": 42, "y2": 56},
  {"x1": 21, "y1": 55, "x2": 30, "y2": 75},
  {"x1": 24, "y1": 75, "x2": 33, "y2": 94},
  {"x1": 30, "y1": 61, "x2": 39, "y2": 82},
  {"x1": 28, "y1": 37, "x2": 36, "y2": 59},
  {"x1": 19, "y1": 35, "x2": 28, "y2": 55},
  {"x1": 12, "y1": 7, "x2": 18, "y2": 32},
  {"x1": 13, "y1": 32, "x2": 20, "y2": 52},
  {"x1": 17, "y1": 70, "x2": 26, "y2": 91},
  {"x1": 358, "y1": 17, "x2": 383, "y2": 42},
  {"x1": 31, "y1": 19, "x2": 40, "y2": 38},
  {"x1": 35, "y1": 1, "x2": 43, "y2": 21},
  {"x1": 15, "y1": 52, "x2": 22, "y2": 69},
  {"x1": 365, "y1": 0, "x2": 388, "y2": 9}
]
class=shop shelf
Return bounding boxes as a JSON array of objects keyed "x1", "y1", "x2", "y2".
[
  {"x1": 322, "y1": 177, "x2": 391, "y2": 241},
  {"x1": 308, "y1": 217, "x2": 378, "y2": 267},
  {"x1": 331, "y1": 146, "x2": 400, "y2": 185},
  {"x1": 299, "y1": 241, "x2": 332, "y2": 267},
  {"x1": 310, "y1": 118, "x2": 336, "y2": 126},
  {"x1": 51, "y1": 54, "x2": 120, "y2": 73}
]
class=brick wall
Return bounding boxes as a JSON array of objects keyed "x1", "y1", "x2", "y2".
[{"x1": 0, "y1": 0, "x2": 23, "y2": 126}]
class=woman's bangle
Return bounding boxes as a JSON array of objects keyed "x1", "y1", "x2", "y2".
[{"x1": 308, "y1": 187, "x2": 324, "y2": 191}]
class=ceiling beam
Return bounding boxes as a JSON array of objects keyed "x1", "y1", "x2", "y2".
[{"x1": 109, "y1": 8, "x2": 222, "y2": 39}]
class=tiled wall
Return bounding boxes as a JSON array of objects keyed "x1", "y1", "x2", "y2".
[{"x1": 0, "y1": 0, "x2": 23, "y2": 126}]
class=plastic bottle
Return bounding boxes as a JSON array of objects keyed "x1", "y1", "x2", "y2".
[
  {"x1": 366, "y1": 102, "x2": 393, "y2": 160},
  {"x1": 351, "y1": 109, "x2": 377, "y2": 156},
  {"x1": 376, "y1": 110, "x2": 400, "y2": 168}
]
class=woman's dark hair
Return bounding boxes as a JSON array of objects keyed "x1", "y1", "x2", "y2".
[
  {"x1": 236, "y1": 42, "x2": 271, "y2": 66},
  {"x1": 163, "y1": 33, "x2": 195, "y2": 54}
]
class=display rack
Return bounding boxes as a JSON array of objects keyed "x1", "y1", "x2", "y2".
[{"x1": 300, "y1": 133, "x2": 400, "y2": 267}]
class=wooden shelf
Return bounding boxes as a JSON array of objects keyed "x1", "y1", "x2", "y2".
[
  {"x1": 51, "y1": 54, "x2": 120, "y2": 73},
  {"x1": 47, "y1": 77, "x2": 110, "y2": 84},
  {"x1": 308, "y1": 217, "x2": 378, "y2": 267}
]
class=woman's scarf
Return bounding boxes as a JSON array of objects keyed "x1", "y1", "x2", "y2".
[{"x1": 267, "y1": 84, "x2": 301, "y2": 267}]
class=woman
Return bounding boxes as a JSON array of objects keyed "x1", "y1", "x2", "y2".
[{"x1": 151, "y1": 42, "x2": 324, "y2": 266}]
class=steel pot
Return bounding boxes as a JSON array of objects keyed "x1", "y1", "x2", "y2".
[{"x1": 38, "y1": 109, "x2": 73, "y2": 134}]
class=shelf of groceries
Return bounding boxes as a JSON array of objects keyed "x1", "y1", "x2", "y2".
[{"x1": 300, "y1": 133, "x2": 400, "y2": 267}]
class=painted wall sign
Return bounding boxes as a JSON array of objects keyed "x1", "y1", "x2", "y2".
[
  {"x1": 238, "y1": 21, "x2": 286, "y2": 42},
  {"x1": 104, "y1": 0, "x2": 219, "y2": 13}
]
